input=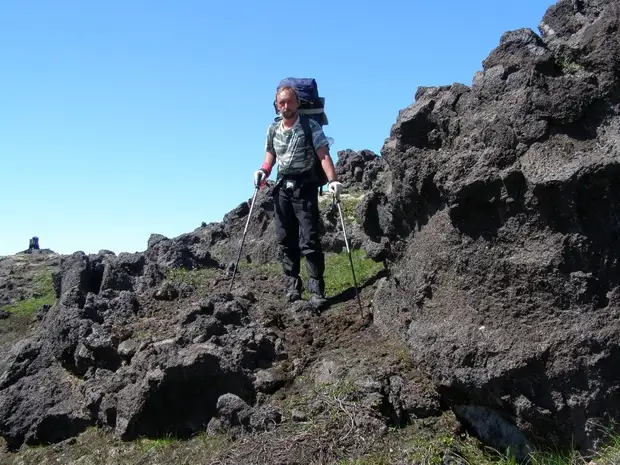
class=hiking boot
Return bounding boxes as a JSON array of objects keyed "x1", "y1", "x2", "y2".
[
  {"x1": 284, "y1": 276, "x2": 302, "y2": 303},
  {"x1": 285, "y1": 289, "x2": 301, "y2": 303},
  {"x1": 307, "y1": 277, "x2": 327, "y2": 309},
  {"x1": 309, "y1": 293, "x2": 328, "y2": 310}
]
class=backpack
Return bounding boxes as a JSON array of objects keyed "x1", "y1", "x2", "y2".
[
  {"x1": 273, "y1": 77, "x2": 329, "y2": 126},
  {"x1": 272, "y1": 77, "x2": 330, "y2": 188}
]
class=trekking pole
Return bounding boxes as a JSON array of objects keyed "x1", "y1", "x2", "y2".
[
  {"x1": 229, "y1": 186, "x2": 259, "y2": 293},
  {"x1": 333, "y1": 195, "x2": 364, "y2": 318}
]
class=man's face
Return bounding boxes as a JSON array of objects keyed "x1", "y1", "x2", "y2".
[{"x1": 276, "y1": 89, "x2": 299, "y2": 120}]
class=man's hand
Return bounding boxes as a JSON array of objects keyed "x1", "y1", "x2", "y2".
[
  {"x1": 328, "y1": 181, "x2": 344, "y2": 199},
  {"x1": 254, "y1": 169, "x2": 267, "y2": 187},
  {"x1": 254, "y1": 160, "x2": 273, "y2": 188}
]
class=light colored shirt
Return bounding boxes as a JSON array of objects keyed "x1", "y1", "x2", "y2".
[{"x1": 265, "y1": 116, "x2": 329, "y2": 176}]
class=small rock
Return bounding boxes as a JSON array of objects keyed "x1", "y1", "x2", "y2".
[
  {"x1": 206, "y1": 417, "x2": 224, "y2": 436},
  {"x1": 442, "y1": 452, "x2": 469, "y2": 465},
  {"x1": 250, "y1": 405, "x2": 282, "y2": 432},
  {"x1": 0, "y1": 309, "x2": 9, "y2": 319},
  {"x1": 216, "y1": 393, "x2": 254, "y2": 428},
  {"x1": 36, "y1": 304, "x2": 52, "y2": 321},
  {"x1": 240, "y1": 291, "x2": 257, "y2": 303},
  {"x1": 313, "y1": 359, "x2": 344, "y2": 385},
  {"x1": 354, "y1": 376, "x2": 382, "y2": 393},
  {"x1": 153, "y1": 282, "x2": 179, "y2": 301},
  {"x1": 362, "y1": 392, "x2": 385, "y2": 412},
  {"x1": 117, "y1": 340, "x2": 139, "y2": 359},
  {"x1": 254, "y1": 366, "x2": 289, "y2": 394},
  {"x1": 290, "y1": 300, "x2": 314, "y2": 313},
  {"x1": 214, "y1": 301, "x2": 244, "y2": 326},
  {"x1": 178, "y1": 282, "x2": 195, "y2": 298},
  {"x1": 291, "y1": 408, "x2": 307, "y2": 422},
  {"x1": 355, "y1": 413, "x2": 387, "y2": 435},
  {"x1": 309, "y1": 399, "x2": 325, "y2": 415}
]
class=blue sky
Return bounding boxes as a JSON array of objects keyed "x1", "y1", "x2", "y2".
[{"x1": 1, "y1": 0, "x2": 554, "y2": 256}]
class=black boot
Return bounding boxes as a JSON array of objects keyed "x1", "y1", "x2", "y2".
[
  {"x1": 284, "y1": 276, "x2": 302, "y2": 303},
  {"x1": 308, "y1": 277, "x2": 327, "y2": 309}
]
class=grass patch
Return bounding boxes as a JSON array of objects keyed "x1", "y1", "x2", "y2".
[
  {"x1": 302, "y1": 249, "x2": 383, "y2": 297},
  {"x1": 1, "y1": 295, "x2": 54, "y2": 317},
  {"x1": 0, "y1": 427, "x2": 229, "y2": 465},
  {"x1": 238, "y1": 249, "x2": 383, "y2": 298},
  {"x1": 1, "y1": 270, "x2": 56, "y2": 317},
  {"x1": 319, "y1": 193, "x2": 365, "y2": 225},
  {"x1": 595, "y1": 427, "x2": 620, "y2": 464},
  {"x1": 328, "y1": 416, "x2": 620, "y2": 465},
  {"x1": 239, "y1": 260, "x2": 280, "y2": 276},
  {"x1": 136, "y1": 435, "x2": 181, "y2": 454},
  {"x1": 331, "y1": 425, "x2": 515, "y2": 465},
  {"x1": 336, "y1": 196, "x2": 362, "y2": 224},
  {"x1": 164, "y1": 267, "x2": 218, "y2": 286},
  {"x1": 555, "y1": 55, "x2": 584, "y2": 74},
  {"x1": 4, "y1": 410, "x2": 620, "y2": 464}
]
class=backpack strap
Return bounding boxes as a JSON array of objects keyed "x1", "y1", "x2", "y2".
[
  {"x1": 299, "y1": 115, "x2": 327, "y2": 194},
  {"x1": 299, "y1": 116, "x2": 314, "y2": 148}
]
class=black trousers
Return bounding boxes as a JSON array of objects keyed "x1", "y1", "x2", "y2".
[{"x1": 274, "y1": 181, "x2": 325, "y2": 296}]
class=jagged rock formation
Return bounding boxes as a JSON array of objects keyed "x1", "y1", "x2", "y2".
[
  {"x1": 0, "y1": 245, "x2": 433, "y2": 456},
  {"x1": 335, "y1": 149, "x2": 387, "y2": 191},
  {"x1": 368, "y1": 0, "x2": 620, "y2": 456},
  {"x1": 0, "y1": 250, "x2": 275, "y2": 448}
]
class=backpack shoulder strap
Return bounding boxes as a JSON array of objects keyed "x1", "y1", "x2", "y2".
[
  {"x1": 299, "y1": 116, "x2": 315, "y2": 151},
  {"x1": 299, "y1": 115, "x2": 328, "y2": 191}
]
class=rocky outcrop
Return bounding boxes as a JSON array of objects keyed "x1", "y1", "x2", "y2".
[
  {"x1": 0, "y1": 247, "x2": 279, "y2": 449},
  {"x1": 0, "y1": 253, "x2": 60, "y2": 307},
  {"x1": 335, "y1": 149, "x2": 387, "y2": 191},
  {"x1": 369, "y1": 0, "x2": 620, "y2": 457}
]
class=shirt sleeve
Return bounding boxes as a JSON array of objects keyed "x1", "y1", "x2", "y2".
[
  {"x1": 265, "y1": 124, "x2": 275, "y2": 153},
  {"x1": 308, "y1": 119, "x2": 329, "y2": 150}
]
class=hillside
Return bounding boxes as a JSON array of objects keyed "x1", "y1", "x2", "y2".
[{"x1": 2, "y1": 0, "x2": 620, "y2": 463}]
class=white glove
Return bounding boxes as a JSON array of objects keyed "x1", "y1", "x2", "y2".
[
  {"x1": 253, "y1": 169, "x2": 266, "y2": 187},
  {"x1": 328, "y1": 181, "x2": 344, "y2": 199}
]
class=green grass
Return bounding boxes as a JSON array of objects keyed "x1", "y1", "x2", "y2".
[
  {"x1": 332, "y1": 429, "x2": 548, "y2": 465},
  {"x1": 555, "y1": 55, "x2": 584, "y2": 74},
  {"x1": 164, "y1": 266, "x2": 218, "y2": 286},
  {"x1": 239, "y1": 260, "x2": 280, "y2": 276},
  {"x1": 136, "y1": 435, "x2": 181, "y2": 454},
  {"x1": 302, "y1": 249, "x2": 384, "y2": 297},
  {"x1": 595, "y1": 427, "x2": 620, "y2": 464},
  {"x1": 337, "y1": 196, "x2": 362, "y2": 224},
  {"x1": 4, "y1": 427, "x2": 620, "y2": 465},
  {"x1": 0, "y1": 427, "x2": 229, "y2": 465},
  {"x1": 1, "y1": 270, "x2": 56, "y2": 317},
  {"x1": 319, "y1": 193, "x2": 365, "y2": 225},
  {"x1": 3, "y1": 403, "x2": 620, "y2": 464},
  {"x1": 330, "y1": 419, "x2": 620, "y2": 465},
  {"x1": 242, "y1": 248, "x2": 383, "y2": 298}
]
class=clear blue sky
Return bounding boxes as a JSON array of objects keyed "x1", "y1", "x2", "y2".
[{"x1": 1, "y1": 0, "x2": 554, "y2": 256}]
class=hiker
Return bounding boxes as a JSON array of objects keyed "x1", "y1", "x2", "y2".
[{"x1": 253, "y1": 82, "x2": 343, "y2": 309}]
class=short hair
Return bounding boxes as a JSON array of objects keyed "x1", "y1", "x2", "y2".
[{"x1": 275, "y1": 86, "x2": 299, "y2": 104}]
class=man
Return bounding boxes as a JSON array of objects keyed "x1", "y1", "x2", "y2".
[{"x1": 254, "y1": 85, "x2": 344, "y2": 309}]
